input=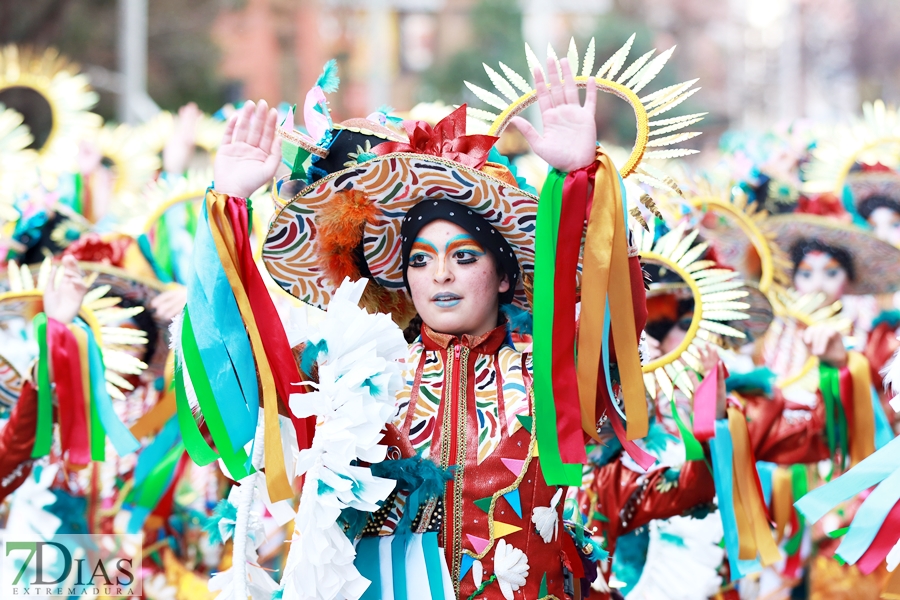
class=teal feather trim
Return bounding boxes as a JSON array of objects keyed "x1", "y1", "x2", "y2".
[
  {"x1": 301, "y1": 339, "x2": 328, "y2": 375},
  {"x1": 203, "y1": 499, "x2": 237, "y2": 545},
  {"x1": 486, "y1": 147, "x2": 537, "y2": 195},
  {"x1": 643, "y1": 421, "x2": 677, "y2": 455},
  {"x1": 316, "y1": 59, "x2": 340, "y2": 93},
  {"x1": 501, "y1": 304, "x2": 533, "y2": 335},
  {"x1": 271, "y1": 588, "x2": 284, "y2": 600},
  {"x1": 725, "y1": 366, "x2": 775, "y2": 395},
  {"x1": 370, "y1": 456, "x2": 453, "y2": 499}
]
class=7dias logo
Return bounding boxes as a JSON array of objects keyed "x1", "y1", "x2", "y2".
[{"x1": 2, "y1": 534, "x2": 142, "y2": 597}]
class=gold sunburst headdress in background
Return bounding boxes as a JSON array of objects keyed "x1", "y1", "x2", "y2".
[
  {"x1": 684, "y1": 180, "x2": 792, "y2": 296},
  {"x1": 0, "y1": 46, "x2": 102, "y2": 179},
  {"x1": 0, "y1": 104, "x2": 37, "y2": 224},
  {"x1": 803, "y1": 100, "x2": 900, "y2": 195},
  {"x1": 90, "y1": 123, "x2": 162, "y2": 221},
  {"x1": 633, "y1": 220, "x2": 750, "y2": 400},
  {"x1": 465, "y1": 35, "x2": 705, "y2": 217},
  {"x1": 0, "y1": 259, "x2": 149, "y2": 400},
  {"x1": 140, "y1": 109, "x2": 227, "y2": 158}
]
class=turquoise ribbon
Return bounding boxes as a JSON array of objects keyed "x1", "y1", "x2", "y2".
[
  {"x1": 74, "y1": 321, "x2": 140, "y2": 457},
  {"x1": 795, "y1": 434, "x2": 900, "y2": 524},
  {"x1": 185, "y1": 201, "x2": 258, "y2": 446},
  {"x1": 872, "y1": 386, "x2": 893, "y2": 450},
  {"x1": 356, "y1": 537, "x2": 383, "y2": 600},
  {"x1": 391, "y1": 533, "x2": 408, "y2": 600},
  {"x1": 709, "y1": 419, "x2": 761, "y2": 579},
  {"x1": 756, "y1": 461, "x2": 777, "y2": 507},
  {"x1": 835, "y1": 466, "x2": 900, "y2": 564},
  {"x1": 422, "y1": 532, "x2": 445, "y2": 600}
]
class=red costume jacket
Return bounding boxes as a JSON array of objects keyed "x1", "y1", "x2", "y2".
[{"x1": 0, "y1": 381, "x2": 40, "y2": 502}]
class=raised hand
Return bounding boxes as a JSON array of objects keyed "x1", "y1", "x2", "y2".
[
  {"x1": 213, "y1": 100, "x2": 281, "y2": 199},
  {"x1": 44, "y1": 256, "x2": 89, "y2": 325},
  {"x1": 804, "y1": 324, "x2": 848, "y2": 369},
  {"x1": 508, "y1": 57, "x2": 597, "y2": 173}
]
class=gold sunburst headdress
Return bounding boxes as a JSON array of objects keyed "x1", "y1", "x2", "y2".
[
  {"x1": 0, "y1": 259, "x2": 149, "y2": 400},
  {"x1": 465, "y1": 35, "x2": 704, "y2": 211},
  {"x1": 140, "y1": 109, "x2": 227, "y2": 158},
  {"x1": 764, "y1": 288, "x2": 850, "y2": 391},
  {"x1": 0, "y1": 104, "x2": 38, "y2": 223},
  {"x1": 803, "y1": 100, "x2": 900, "y2": 195},
  {"x1": 90, "y1": 123, "x2": 161, "y2": 221},
  {"x1": 633, "y1": 220, "x2": 750, "y2": 400},
  {"x1": 684, "y1": 180, "x2": 792, "y2": 296},
  {"x1": 0, "y1": 46, "x2": 102, "y2": 178}
]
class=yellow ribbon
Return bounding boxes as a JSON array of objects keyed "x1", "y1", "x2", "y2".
[
  {"x1": 577, "y1": 154, "x2": 647, "y2": 441},
  {"x1": 771, "y1": 467, "x2": 794, "y2": 543},
  {"x1": 206, "y1": 191, "x2": 293, "y2": 502},
  {"x1": 847, "y1": 351, "x2": 876, "y2": 466},
  {"x1": 883, "y1": 566, "x2": 900, "y2": 599},
  {"x1": 728, "y1": 407, "x2": 782, "y2": 566}
]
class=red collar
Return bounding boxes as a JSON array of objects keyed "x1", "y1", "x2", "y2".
[{"x1": 421, "y1": 321, "x2": 508, "y2": 355}]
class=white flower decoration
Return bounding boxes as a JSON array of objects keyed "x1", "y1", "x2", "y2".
[
  {"x1": 494, "y1": 539, "x2": 529, "y2": 600},
  {"x1": 531, "y1": 487, "x2": 563, "y2": 543},
  {"x1": 473, "y1": 558, "x2": 484, "y2": 587}
]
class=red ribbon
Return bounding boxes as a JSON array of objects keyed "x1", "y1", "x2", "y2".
[
  {"x1": 857, "y1": 497, "x2": 900, "y2": 574},
  {"x1": 225, "y1": 199, "x2": 315, "y2": 450},
  {"x1": 47, "y1": 318, "x2": 90, "y2": 467},
  {"x1": 371, "y1": 104, "x2": 498, "y2": 170},
  {"x1": 552, "y1": 168, "x2": 590, "y2": 465}
]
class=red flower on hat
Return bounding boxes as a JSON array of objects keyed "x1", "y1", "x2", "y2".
[
  {"x1": 372, "y1": 104, "x2": 498, "y2": 170},
  {"x1": 63, "y1": 233, "x2": 130, "y2": 267},
  {"x1": 797, "y1": 193, "x2": 849, "y2": 219}
]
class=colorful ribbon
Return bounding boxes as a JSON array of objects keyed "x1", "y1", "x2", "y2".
[
  {"x1": 31, "y1": 314, "x2": 139, "y2": 467},
  {"x1": 709, "y1": 410, "x2": 781, "y2": 580}
]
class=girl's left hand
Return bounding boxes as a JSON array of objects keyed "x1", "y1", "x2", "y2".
[{"x1": 508, "y1": 57, "x2": 598, "y2": 173}]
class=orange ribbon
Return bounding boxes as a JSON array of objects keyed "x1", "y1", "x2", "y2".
[
  {"x1": 728, "y1": 407, "x2": 782, "y2": 566},
  {"x1": 771, "y1": 467, "x2": 794, "y2": 543},
  {"x1": 130, "y1": 351, "x2": 177, "y2": 440},
  {"x1": 848, "y1": 351, "x2": 876, "y2": 466},
  {"x1": 577, "y1": 154, "x2": 646, "y2": 441}
]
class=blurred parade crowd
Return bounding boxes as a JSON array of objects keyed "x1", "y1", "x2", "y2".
[{"x1": 3, "y1": 34, "x2": 900, "y2": 600}]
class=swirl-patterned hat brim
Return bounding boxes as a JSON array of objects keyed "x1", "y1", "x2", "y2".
[
  {"x1": 264, "y1": 153, "x2": 539, "y2": 313},
  {"x1": 761, "y1": 214, "x2": 900, "y2": 296},
  {"x1": 0, "y1": 352, "x2": 23, "y2": 414}
]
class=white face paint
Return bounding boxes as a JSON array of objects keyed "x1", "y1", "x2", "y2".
[
  {"x1": 793, "y1": 251, "x2": 849, "y2": 305},
  {"x1": 867, "y1": 206, "x2": 900, "y2": 248}
]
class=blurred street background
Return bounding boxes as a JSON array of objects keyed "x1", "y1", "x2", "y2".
[{"x1": 4, "y1": 0, "x2": 900, "y2": 153}]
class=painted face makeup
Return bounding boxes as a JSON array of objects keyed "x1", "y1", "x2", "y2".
[
  {"x1": 867, "y1": 206, "x2": 900, "y2": 248},
  {"x1": 406, "y1": 219, "x2": 509, "y2": 338},
  {"x1": 793, "y1": 251, "x2": 849, "y2": 305}
]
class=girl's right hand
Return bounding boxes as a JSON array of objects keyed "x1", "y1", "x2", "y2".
[{"x1": 213, "y1": 100, "x2": 281, "y2": 199}]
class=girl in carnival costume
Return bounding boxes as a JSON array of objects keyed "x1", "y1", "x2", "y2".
[{"x1": 179, "y1": 49, "x2": 674, "y2": 599}]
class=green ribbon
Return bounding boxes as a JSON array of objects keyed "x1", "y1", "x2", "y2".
[
  {"x1": 533, "y1": 169, "x2": 581, "y2": 485},
  {"x1": 670, "y1": 397, "x2": 706, "y2": 461},
  {"x1": 783, "y1": 464, "x2": 808, "y2": 556},
  {"x1": 820, "y1": 363, "x2": 849, "y2": 476},
  {"x1": 180, "y1": 309, "x2": 251, "y2": 478},
  {"x1": 174, "y1": 351, "x2": 219, "y2": 466},
  {"x1": 32, "y1": 313, "x2": 54, "y2": 458},
  {"x1": 129, "y1": 442, "x2": 185, "y2": 510}
]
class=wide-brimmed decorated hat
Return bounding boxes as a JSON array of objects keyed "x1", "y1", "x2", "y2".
[
  {"x1": 761, "y1": 214, "x2": 900, "y2": 296},
  {"x1": 844, "y1": 167, "x2": 900, "y2": 218},
  {"x1": 0, "y1": 351, "x2": 23, "y2": 416},
  {"x1": 265, "y1": 104, "x2": 536, "y2": 323}
]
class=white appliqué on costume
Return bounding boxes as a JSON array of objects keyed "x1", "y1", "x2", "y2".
[
  {"x1": 280, "y1": 278, "x2": 408, "y2": 600},
  {"x1": 531, "y1": 487, "x2": 563, "y2": 543},
  {"x1": 493, "y1": 539, "x2": 530, "y2": 600}
]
